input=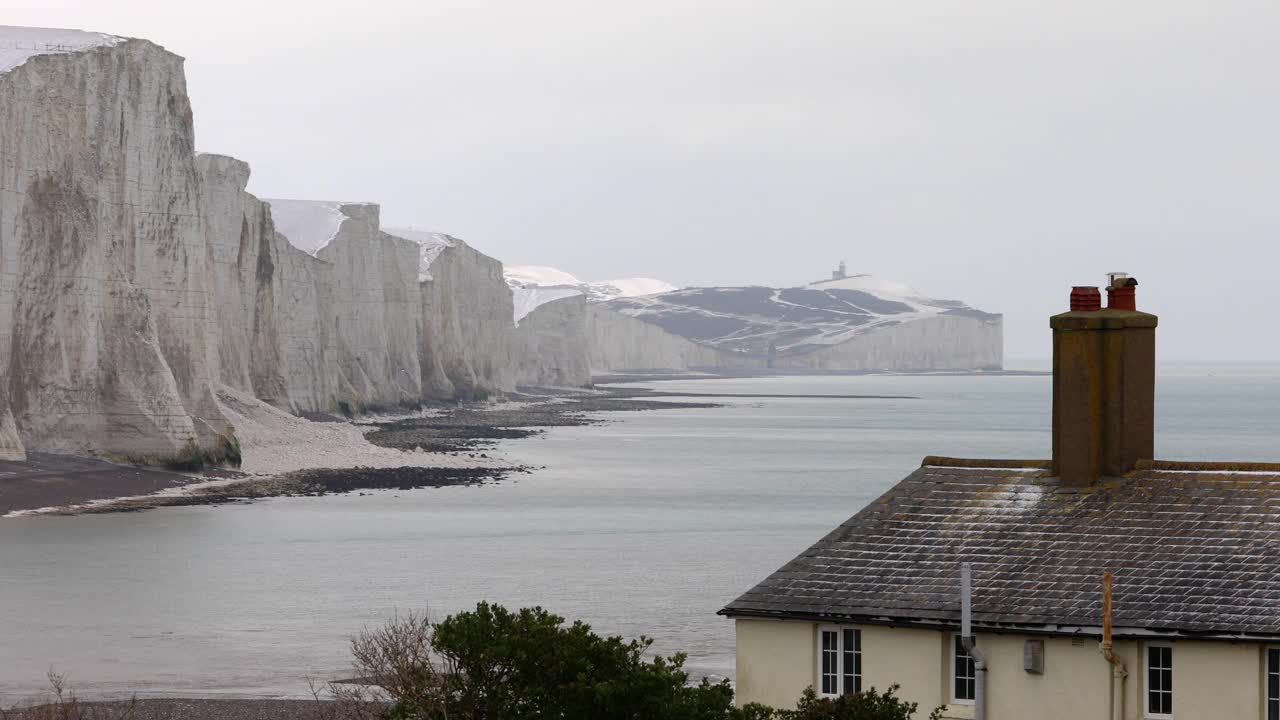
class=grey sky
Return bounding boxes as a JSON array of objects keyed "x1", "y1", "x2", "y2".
[{"x1": 10, "y1": 0, "x2": 1280, "y2": 360}]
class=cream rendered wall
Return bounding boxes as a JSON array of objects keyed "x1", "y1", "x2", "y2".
[
  {"x1": 940, "y1": 638, "x2": 1267, "y2": 720},
  {"x1": 735, "y1": 619, "x2": 815, "y2": 708},
  {"x1": 861, "y1": 626, "x2": 946, "y2": 713},
  {"x1": 734, "y1": 621, "x2": 945, "y2": 711},
  {"x1": 734, "y1": 619, "x2": 1269, "y2": 719},
  {"x1": 1153, "y1": 640, "x2": 1261, "y2": 720},
  {"x1": 982, "y1": 636, "x2": 1110, "y2": 719}
]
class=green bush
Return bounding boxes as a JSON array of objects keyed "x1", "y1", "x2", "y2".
[
  {"x1": 427, "y1": 602, "x2": 734, "y2": 720},
  {"x1": 334, "y1": 603, "x2": 736, "y2": 720},
  {"x1": 335, "y1": 604, "x2": 936, "y2": 720},
  {"x1": 772, "y1": 686, "x2": 941, "y2": 720}
]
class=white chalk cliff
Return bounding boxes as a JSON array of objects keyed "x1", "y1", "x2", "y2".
[
  {"x1": 505, "y1": 265, "x2": 677, "y2": 322},
  {"x1": 267, "y1": 201, "x2": 425, "y2": 411},
  {"x1": 505, "y1": 265, "x2": 728, "y2": 377},
  {"x1": 602, "y1": 274, "x2": 1003, "y2": 371},
  {"x1": 0, "y1": 27, "x2": 527, "y2": 461},
  {"x1": 387, "y1": 227, "x2": 516, "y2": 400},
  {"x1": 0, "y1": 28, "x2": 231, "y2": 461},
  {"x1": 507, "y1": 265, "x2": 1002, "y2": 374},
  {"x1": 0, "y1": 26, "x2": 1004, "y2": 462},
  {"x1": 509, "y1": 296, "x2": 591, "y2": 388}
]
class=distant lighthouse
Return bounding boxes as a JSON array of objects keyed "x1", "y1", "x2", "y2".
[{"x1": 831, "y1": 260, "x2": 848, "y2": 281}]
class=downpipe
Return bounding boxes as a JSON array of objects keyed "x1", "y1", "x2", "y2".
[
  {"x1": 961, "y1": 635, "x2": 987, "y2": 720},
  {"x1": 960, "y1": 563, "x2": 987, "y2": 720},
  {"x1": 1100, "y1": 572, "x2": 1127, "y2": 720},
  {"x1": 1100, "y1": 642, "x2": 1127, "y2": 720}
]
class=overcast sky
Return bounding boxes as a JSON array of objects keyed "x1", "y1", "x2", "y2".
[{"x1": 10, "y1": 1, "x2": 1280, "y2": 360}]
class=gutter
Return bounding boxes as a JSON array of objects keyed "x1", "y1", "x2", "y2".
[{"x1": 718, "y1": 608, "x2": 1280, "y2": 643}]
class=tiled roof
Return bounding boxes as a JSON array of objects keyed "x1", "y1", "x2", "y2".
[{"x1": 720, "y1": 458, "x2": 1280, "y2": 638}]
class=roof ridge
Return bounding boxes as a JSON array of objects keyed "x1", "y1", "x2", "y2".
[
  {"x1": 1136, "y1": 459, "x2": 1280, "y2": 473},
  {"x1": 921, "y1": 456, "x2": 1052, "y2": 469}
]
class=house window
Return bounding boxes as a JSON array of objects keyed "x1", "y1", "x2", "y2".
[
  {"x1": 953, "y1": 634, "x2": 976, "y2": 703},
  {"x1": 1267, "y1": 648, "x2": 1279, "y2": 720},
  {"x1": 817, "y1": 626, "x2": 861, "y2": 697},
  {"x1": 1146, "y1": 644, "x2": 1173, "y2": 718}
]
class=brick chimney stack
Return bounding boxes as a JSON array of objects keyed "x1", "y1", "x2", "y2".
[{"x1": 1050, "y1": 274, "x2": 1157, "y2": 486}]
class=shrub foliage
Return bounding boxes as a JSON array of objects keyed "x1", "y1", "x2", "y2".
[{"x1": 333, "y1": 603, "x2": 941, "y2": 720}]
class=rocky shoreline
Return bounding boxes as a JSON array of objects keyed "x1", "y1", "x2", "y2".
[
  {"x1": 360, "y1": 388, "x2": 719, "y2": 453},
  {"x1": 0, "y1": 380, "x2": 937, "y2": 517},
  {"x1": 0, "y1": 386, "x2": 719, "y2": 517},
  {"x1": 4, "y1": 698, "x2": 340, "y2": 720}
]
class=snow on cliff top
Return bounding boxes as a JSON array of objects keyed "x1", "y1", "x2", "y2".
[
  {"x1": 808, "y1": 274, "x2": 922, "y2": 300},
  {"x1": 504, "y1": 265, "x2": 678, "y2": 322},
  {"x1": 507, "y1": 265, "x2": 583, "y2": 287},
  {"x1": 592, "y1": 277, "x2": 677, "y2": 298},
  {"x1": 0, "y1": 26, "x2": 125, "y2": 74},
  {"x1": 384, "y1": 227, "x2": 456, "y2": 282},
  {"x1": 265, "y1": 199, "x2": 346, "y2": 256},
  {"x1": 511, "y1": 287, "x2": 582, "y2": 323}
]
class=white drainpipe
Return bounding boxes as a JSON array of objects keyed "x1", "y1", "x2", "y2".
[{"x1": 961, "y1": 563, "x2": 987, "y2": 720}]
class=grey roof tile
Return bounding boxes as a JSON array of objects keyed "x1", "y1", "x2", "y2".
[{"x1": 720, "y1": 465, "x2": 1280, "y2": 636}]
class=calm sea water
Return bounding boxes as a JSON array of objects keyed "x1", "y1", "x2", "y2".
[{"x1": 2, "y1": 368, "x2": 1279, "y2": 701}]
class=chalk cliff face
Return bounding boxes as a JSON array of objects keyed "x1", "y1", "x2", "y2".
[
  {"x1": 197, "y1": 156, "x2": 339, "y2": 415},
  {"x1": 507, "y1": 264, "x2": 1003, "y2": 374},
  {"x1": 603, "y1": 275, "x2": 1004, "y2": 371},
  {"x1": 316, "y1": 205, "x2": 423, "y2": 411},
  {"x1": 0, "y1": 24, "x2": 1007, "y2": 463},
  {"x1": 509, "y1": 297, "x2": 592, "y2": 388},
  {"x1": 783, "y1": 314, "x2": 1002, "y2": 370},
  {"x1": 586, "y1": 305, "x2": 761, "y2": 373},
  {"x1": 267, "y1": 202, "x2": 526, "y2": 409},
  {"x1": 0, "y1": 32, "x2": 232, "y2": 460},
  {"x1": 386, "y1": 228, "x2": 515, "y2": 400},
  {"x1": 0, "y1": 28, "x2": 538, "y2": 462}
]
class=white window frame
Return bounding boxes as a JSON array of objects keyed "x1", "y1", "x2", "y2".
[
  {"x1": 951, "y1": 633, "x2": 976, "y2": 706},
  {"x1": 1265, "y1": 646, "x2": 1280, "y2": 720},
  {"x1": 1145, "y1": 642, "x2": 1174, "y2": 720},
  {"x1": 815, "y1": 624, "x2": 862, "y2": 698}
]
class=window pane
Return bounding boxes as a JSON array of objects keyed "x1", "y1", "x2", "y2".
[
  {"x1": 842, "y1": 629, "x2": 856, "y2": 695},
  {"x1": 1147, "y1": 647, "x2": 1172, "y2": 715},
  {"x1": 821, "y1": 631, "x2": 837, "y2": 695},
  {"x1": 1269, "y1": 649, "x2": 1279, "y2": 720},
  {"x1": 954, "y1": 636, "x2": 975, "y2": 701}
]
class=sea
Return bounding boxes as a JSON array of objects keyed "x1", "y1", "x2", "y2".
[{"x1": 2, "y1": 365, "x2": 1279, "y2": 701}]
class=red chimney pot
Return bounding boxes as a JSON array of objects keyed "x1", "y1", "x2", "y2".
[
  {"x1": 1107, "y1": 285, "x2": 1136, "y2": 311},
  {"x1": 1070, "y1": 286, "x2": 1102, "y2": 312}
]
